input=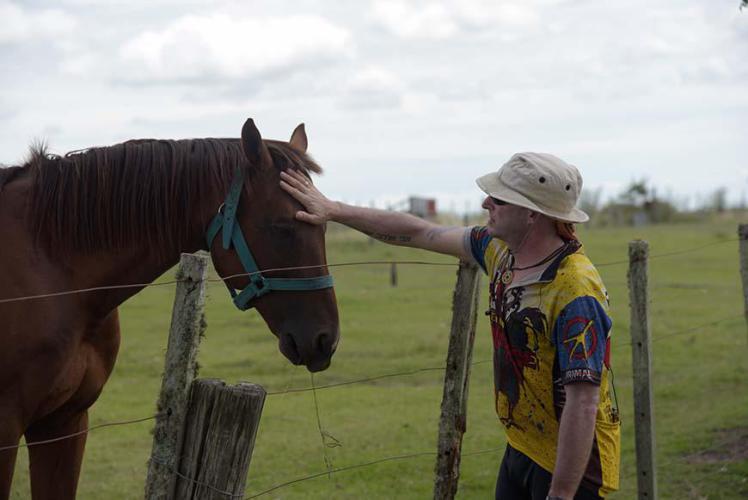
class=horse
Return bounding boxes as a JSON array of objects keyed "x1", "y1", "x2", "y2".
[{"x1": 0, "y1": 118, "x2": 340, "y2": 500}]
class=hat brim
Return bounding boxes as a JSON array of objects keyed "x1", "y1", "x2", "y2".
[{"x1": 476, "y1": 172, "x2": 589, "y2": 224}]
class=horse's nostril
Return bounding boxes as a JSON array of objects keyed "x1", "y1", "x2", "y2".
[
  {"x1": 279, "y1": 334, "x2": 302, "y2": 365},
  {"x1": 316, "y1": 333, "x2": 329, "y2": 352}
]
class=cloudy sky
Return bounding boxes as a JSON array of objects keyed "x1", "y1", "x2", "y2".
[{"x1": 1, "y1": 0, "x2": 746, "y2": 212}]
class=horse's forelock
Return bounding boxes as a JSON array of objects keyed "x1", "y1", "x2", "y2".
[{"x1": 266, "y1": 140, "x2": 322, "y2": 175}]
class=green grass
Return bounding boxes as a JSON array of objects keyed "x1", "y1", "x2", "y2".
[{"x1": 9, "y1": 217, "x2": 748, "y2": 499}]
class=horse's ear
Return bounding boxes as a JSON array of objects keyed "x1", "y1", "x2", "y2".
[
  {"x1": 241, "y1": 118, "x2": 272, "y2": 167},
  {"x1": 289, "y1": 123, "x2": 308, "y2": 153}
]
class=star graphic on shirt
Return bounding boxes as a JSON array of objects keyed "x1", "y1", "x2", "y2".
[{"x1": 564, "y1": 319, "x2": 594, "y2": 361}]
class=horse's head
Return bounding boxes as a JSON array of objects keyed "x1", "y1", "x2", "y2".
[{"x1": 208, "y1": 118, "x2": 339, "y2": 372}]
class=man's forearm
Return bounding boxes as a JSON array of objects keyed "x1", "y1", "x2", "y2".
[
  {"x1": 549, "y1": 388, "x2": 598, "y2": 497},
  {"x1": 330, "y1": 202, "x2": 433, "y2": 247}
]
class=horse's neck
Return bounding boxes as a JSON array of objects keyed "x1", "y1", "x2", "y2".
[{"x1": 67, "y1": 231, "x2": 207, "y2": 317}]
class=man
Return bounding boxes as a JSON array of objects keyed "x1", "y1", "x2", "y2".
[{"x1": 280, "y1": 152, "x2": 620, "y2": 499}]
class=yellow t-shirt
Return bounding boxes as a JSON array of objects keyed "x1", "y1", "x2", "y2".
[{"x1": 468, "y1": 226, "x2": 621, "y2": 496}]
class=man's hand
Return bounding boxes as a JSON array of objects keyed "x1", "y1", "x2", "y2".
[{"x1": 280, "y1": 169, "x2": 338, "y2": 225}]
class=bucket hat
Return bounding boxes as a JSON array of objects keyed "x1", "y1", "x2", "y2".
[{"x1": 476, "y1": 152, "x2": 589, "y2": 223}]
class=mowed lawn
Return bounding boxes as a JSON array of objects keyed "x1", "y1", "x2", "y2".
[{"x1": 10, "y1": 216, "x2": 748, "y2": 499}]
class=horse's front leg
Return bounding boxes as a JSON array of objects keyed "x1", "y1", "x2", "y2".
[{"x1": 25, "y1": 410, "x2": 88, "y2": 500}]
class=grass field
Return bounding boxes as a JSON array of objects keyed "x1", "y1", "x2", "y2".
[{"x1": 9, "y1": 215, "x2": 748, "y2": 499}]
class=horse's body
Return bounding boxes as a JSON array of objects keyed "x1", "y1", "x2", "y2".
[{"x1": 0, "y1": 119, "x2": 339, "y2": 499}]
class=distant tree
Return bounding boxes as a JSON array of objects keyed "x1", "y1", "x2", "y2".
[
  {"x1": 709, "y1": 187, "x2": 728, "y2": 213},
  {"x1": 619, "y1": 180, "x2": 649, "y2": 206},
  {"x1": 579, "y1": 187, "x2": 603, "y2": 216},
  {"x1": 600, "y1": 179, "x2": 679, "y2": 225}
]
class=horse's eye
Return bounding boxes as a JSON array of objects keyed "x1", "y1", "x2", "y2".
[{"x1": 269, "y1": 223, "x2": 296, "y2": 238}]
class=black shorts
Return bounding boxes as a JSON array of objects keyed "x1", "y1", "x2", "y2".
[{"x1": 495, "y1": 445, "x2": 602, "y2": 500}]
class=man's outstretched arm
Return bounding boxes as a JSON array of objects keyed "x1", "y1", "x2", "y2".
[{"x1": 280, "y1": 169, "x2": 472, "y2": 261}]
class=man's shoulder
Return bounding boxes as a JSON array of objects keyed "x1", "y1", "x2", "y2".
[
  {"x1": 548, "y1": 246, "x2": 608, "y2": 302},
  {"x1": 469, "y1": 226, "x2": 508, "y2": 267}
]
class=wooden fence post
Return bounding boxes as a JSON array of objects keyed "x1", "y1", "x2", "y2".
[
  {"x1": 390, "y1": 262, "x2": 398, "y2": 287},
  {"x1": 738, "y1": 224, "x2": 748, "y2": 340},
  {"x1": 628, "y1": 240, "x2": 657, "y2": 499},
  {"x1": 434, "y1": 261, "x2": 481, "y2": 500},
  {"x1": 145, "y1": 253, "x2": 208, "y2": 500},
  {"x1": 174, "y1": 379, "x2": 267, "y2": 499}
]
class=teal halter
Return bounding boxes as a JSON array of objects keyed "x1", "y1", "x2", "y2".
[{"x1": 206, "y1": 167, "x2": 334, "y2": 311}]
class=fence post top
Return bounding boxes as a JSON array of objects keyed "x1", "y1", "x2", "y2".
[
  {"x1": 177, "y1": 253, "x2": 209, "y2": 281},
  {"x1": 628, "y1": 239, "x2": 649, "y2": 260},
  {"x1": 738, "y1": 224, "x2": 748, "y2": 239},
  {"x1": 458, "y1": 260, "x2": 479, "y2": 270}
]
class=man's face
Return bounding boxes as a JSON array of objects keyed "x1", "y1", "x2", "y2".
[{"x1": 481, "y1": 196, "x2": 531, "y2": 242}]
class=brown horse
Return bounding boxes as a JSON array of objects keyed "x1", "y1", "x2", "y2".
[{"x1": 0, "y1": 118, "x2": 339, "y2": 499}]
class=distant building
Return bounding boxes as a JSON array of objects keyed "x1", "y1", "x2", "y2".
[{"x1": 407, "y1": 196, "x2": 437, "y2": 218}]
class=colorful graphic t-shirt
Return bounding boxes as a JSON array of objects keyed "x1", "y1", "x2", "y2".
[{"x1": 467, "y1": 226, "x2": 621, "y2": 496}]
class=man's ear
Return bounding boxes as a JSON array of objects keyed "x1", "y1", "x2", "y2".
[
  {"x1": 241, "y1": 118, "x2": 272, "y2": 167},
  {"x1": 289, "y1": 123, "x2": 308, "y2": 153}
]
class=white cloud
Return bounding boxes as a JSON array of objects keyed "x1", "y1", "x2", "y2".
[
  {"x1": 118, "y1": 13, "x2": 352, "y2": 83},
  {"x1": 0, "y1": 1, "x2": 77, "y2": 43},
  {"x1": 369, "y1": 0, "x2": 543, "y2": 40},
  {"x1": 341, "y1": 66, "x2": 405, "y2": 109},
  {"x1": 452, "y1": 0, "x2": 540, "y2": 29},
  {"x1": 369, "y1": 1, "x2": 458, "y2": 39}
]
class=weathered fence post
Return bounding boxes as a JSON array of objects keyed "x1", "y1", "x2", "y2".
[
  {"x1": 390, "y1": 262, "x2": 398, "y2": 287},
  {"x1": 738, "y1": 224, "x2": 748, "y2": 340},
  {"x1": 174, "y1": 379, "x2": 266, "y2": 499},
  {"x1": 434, "y1": 261, "x2": 481, "y2": 500},
  {"x1": 628, "y1": 240, "x2": 657, "y2": 499},
  {"x1": 145, "y1": 253, "x2": 208, "y2": 500}
]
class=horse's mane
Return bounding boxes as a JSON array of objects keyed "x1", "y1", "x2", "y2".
[
  {"x1": 0, "y1": 165, "x2": 23, "y2": 194},
  {"x1": 25, "y1": 137, "x2": 321, "y2": 256}
]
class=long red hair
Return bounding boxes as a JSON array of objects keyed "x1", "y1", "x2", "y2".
[{"x1": 556, "y1": 221, "x2": 578, "y2": 241}]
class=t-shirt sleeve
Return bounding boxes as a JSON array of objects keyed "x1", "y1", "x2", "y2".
[
  {"x1": 552, "y1": 295, "x2": 612, "y2": 385},
  {"x1": 465, "y1": 226, "x2": 493, "y2": 274}
]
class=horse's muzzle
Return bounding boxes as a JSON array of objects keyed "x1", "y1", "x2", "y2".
[{"x1": 278, "y1": 329, "x2": 338, "y2": 372}]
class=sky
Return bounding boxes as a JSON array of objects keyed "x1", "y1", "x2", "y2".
[{"x1": 1, "y1": 0, "x2": 746, "y2": 213}]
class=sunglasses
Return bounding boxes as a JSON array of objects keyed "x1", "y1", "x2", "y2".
[{"x1": 490, "y1": 196, "x2": 508, "y2": 206}]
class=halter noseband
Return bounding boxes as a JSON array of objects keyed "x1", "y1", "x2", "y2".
[{"x1": 205, "y1": 167, "x2": 334, "y2": 311}]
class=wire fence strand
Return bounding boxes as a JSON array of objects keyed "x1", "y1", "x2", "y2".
[
  {"x1": 0, "y1": 236, "x2": 738, "y2": 305},
  {"x1": 0, "y1": 413, "x2": 162, "y2": 453},
  {"x1": 595, "y1": 237, "x2": 738, "y2": 267},
  {"x1": 246, "y1": 446, "x2": 505, "y2": 499}
]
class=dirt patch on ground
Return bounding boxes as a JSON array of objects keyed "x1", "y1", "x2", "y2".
[{"x1": 684, "y1": 427, "x2": 748, "y2": 464}]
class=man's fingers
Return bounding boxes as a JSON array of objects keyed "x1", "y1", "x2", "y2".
[
  {"x1": 281, "y1": 169, "x2": 311, "y2": 189},
  {"x1": 280, "y1": 179, "x2": 306, "y2": 200},
  {"x1": 295, "y1": 210, "x2": 321, "y2": 225}
]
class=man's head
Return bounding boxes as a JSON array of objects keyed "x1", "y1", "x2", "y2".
[{"x1": 476, "y1": 152, "x2": 587, "y2": 242}]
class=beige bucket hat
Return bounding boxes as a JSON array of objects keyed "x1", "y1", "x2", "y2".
[{"x1": 476, "y1": 152, "x2": 589, "y2": 223}]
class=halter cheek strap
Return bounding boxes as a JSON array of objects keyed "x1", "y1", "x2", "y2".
[{"x1": 205, "y1": 167, "x2": 334, "y2": 311}]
